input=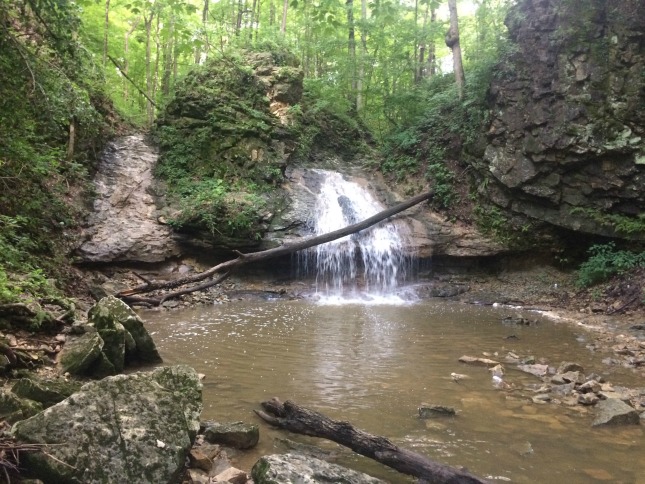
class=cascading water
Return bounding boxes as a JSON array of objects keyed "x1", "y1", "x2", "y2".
[{"x1": 302, "y1": 170, "x2": 412, "y2": 303}]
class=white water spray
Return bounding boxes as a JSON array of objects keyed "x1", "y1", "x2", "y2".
[{"x1": 302, "y1": 170, "x2": 412, "y2": 303}]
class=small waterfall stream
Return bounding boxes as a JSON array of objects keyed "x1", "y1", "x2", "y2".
[{"x1": 302, "y1": 170, "x2": 412, "y2": 302}]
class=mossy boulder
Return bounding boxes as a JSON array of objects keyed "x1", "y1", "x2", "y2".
[
  {"x1": 58, "y1": 331, "x2": 104, "y2": 376},
  {"x1": 88, "y1": 296, "x2": 162, "y2": 366},
  {"x1": 12, "y1": 365, "x2": 202, "y2": 483},
  {"x1": 0, "y1": 389, "x2": 43, "y2": 424},
  {"x1": 11, "y1": 378, "x2": 81, "y2": 408}
]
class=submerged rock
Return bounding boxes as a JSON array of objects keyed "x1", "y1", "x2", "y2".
[
  {"x1": 419, "y1": 404, "x2": 457, "y2": 418},
  {"x1": 202, "y1": 421, "x2": 259, "y2": 450},
  {"x1": 12, "y1": 365, "x2": 202, "y2": 483},
  {"x1": 252, "y1": 453, "x2": 385, "y2": 484}
]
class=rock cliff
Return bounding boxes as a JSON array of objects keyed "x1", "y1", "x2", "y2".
[{"x1": 480, "y1": 0, "x2": 645, "y2": 240}]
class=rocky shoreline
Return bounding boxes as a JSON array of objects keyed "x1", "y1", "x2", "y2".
[{"x1": 1, "y1": 264, "x2": 643, "y2": 483}]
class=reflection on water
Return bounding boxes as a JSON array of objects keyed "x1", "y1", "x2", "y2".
[{"x1": 140, "y1": 300, "x2": 644, "y2": 483}]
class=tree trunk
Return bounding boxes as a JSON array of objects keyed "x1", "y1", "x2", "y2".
[
  {"x1": 194, "y1": 0, "x2": 210, "y2": 64},
  {"x1": 357, "y1": 0, "x2": 367, "y2": 111},
  {"x1": 162, "y1": 17, "x2": 174, "y2": 96},
  {"x1": 346, "y1": 0, "x2": 357, "y2": 110},
  {"x1": 123, "y1": 18, "x2": 140, "y2": 103},
  {"x1": 280, "y1": 0, "x2": 288, "y2": 34},
  {"x1": 428, "y1": 6, "x2": 437, "y2": 77},
  {"x1": 66, "y1": 118, "x2": 76, "y2": 161},
  {"x1": 152, "y1": 15, "x2": 160, "y2": 108},
  {"x1": 103, "y1": 0, "x2": 110, "y2": 67},
  {"x1": 255, "y1": 398, "x2": 487, "y2": 483},
  {"x1": 117, "y1": 190, "x2": 433, "y2": 306},
  {"x1": 445, "y1": 0, "x2": 465, "y2": 99},
  {"x1": 144, "y1": 13, "x2": 155, "y2": 125}
]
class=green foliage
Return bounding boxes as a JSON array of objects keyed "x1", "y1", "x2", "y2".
[
  {"x1": 570, "y1": 207, "x2": 645, "y2": 236},
  {"x1": 381, "y1": 54, "x2": 498, "y2": 208},
  {"x1": 474, "y1": 204, "x2": 535, "y2": 248},
  {"x1": 576, "y1": 243, "x2": 645, "y2": 288},
  {"x1": 0, "y1": 1, "x2": 112, "y2": 303},
  {"x1": 0, "y1": 216, "x2": 59, "y2": 304},
  {"x1": 166, "y1": 179, "x2": 267, "y2": 240}
]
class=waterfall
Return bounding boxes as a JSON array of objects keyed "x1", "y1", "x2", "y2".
[{"x1": 302, "y1": 170, "x2": 412, "y2": 303}]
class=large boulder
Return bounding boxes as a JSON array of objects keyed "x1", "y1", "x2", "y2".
[
  {"x1": 252, "y1": 453, "x2": 386, "y2": 484},
  {"x1": 12, "y1": 365, "x2": 202, "y2": 483}
]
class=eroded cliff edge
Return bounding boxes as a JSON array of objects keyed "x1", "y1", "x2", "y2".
[{"x1": 478, "y1": 0, "x2": 645, "y2": 240}]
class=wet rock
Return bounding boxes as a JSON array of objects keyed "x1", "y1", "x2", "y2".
[
  {"x1": 579, "y1": 380, "x2": 601, "y2": 394},
  {"x1": 532, "y1": 394, "x2": 551, "y2": 404},
  {"x1": 578, "y1": 393, "x2": 599, "y2": 406},
  {"x1": 203, "y1": 421, "x2": 260, "y2": 450},
  {"x1": 12, "y1": 366, "x2": 202, "y2": 483},
  {"x1": 551, "y1": 383, "x2": 576, "y2": 397},
  {"x1": 252, "y1": 453, "x2": 385, "y2": 483},
  {"x1": 560, "y1": 371, "x2": 585, "y2": 384},
  {"x1": 188, "y1": 448, "x2": 213, "y2": 472},
  {"x1": 598, "y1": 390, "x2": 632, "y2": 403},
  {"x1": 459, "y1": 355, "x2": 500, "y2": 367},
  {"x1": 418, "y1": 404, "x2": 456, "y2": 418},
  {"x1": 592, "y1": 398, "x2": 640, "y2": 427},
  {"x1": 557, "y1": 362, "x2": 584, "y2": 374},
  {"x1": 502, "y1": 316, "x2": 537, "y2": 326},
  {"x1": 420, "y1": 283, "x2": 469, "y2": 298},
  {"x1": 517, "y1": 364, "x2": 549, "y2": 378},
  {"x1": 214, "y1": 467, "x2": 248, "y2": 484},
  {"x1": 186, "y1": 468, "x2": 211, "y2": 484}
]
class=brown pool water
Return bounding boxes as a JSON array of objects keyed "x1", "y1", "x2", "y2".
[{"x1": 140, "y1": 300, "x2": 644, "y2": 483}]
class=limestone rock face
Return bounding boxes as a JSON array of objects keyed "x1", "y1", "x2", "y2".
[
  {"x1": 12, "y1": 365, "x2": 202, "y2": 483},
  {"x1": 481, "y1": 0, "x2": 645, "y2": 239},
  {"x1": 77, "y1": 134, "x2": 181, "y2": 263},
  {"x1": 252, "y1": 453, "x2": 386, "y2": 484}
]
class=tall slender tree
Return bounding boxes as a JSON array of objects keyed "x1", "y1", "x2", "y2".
[{"x1": 445, "y1": 0, "x2": 465, "y2": 98}]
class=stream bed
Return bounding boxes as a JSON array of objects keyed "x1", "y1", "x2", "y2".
[{"x1": 141, "y1": 300, "x2": 644, "y2": 483}]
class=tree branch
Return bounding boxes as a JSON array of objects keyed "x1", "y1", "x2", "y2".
[
  {"x1": 107, "y1": 54, "x2": 157, "y2": 107},
  {"x1": 255, "y1": 398, "x2": 487, "y2": 483},
  {"x1": 117, "y1": 190, "x2": 433, "y2": 305}
]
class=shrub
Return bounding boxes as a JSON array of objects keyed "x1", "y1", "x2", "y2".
[{"x1": 576, "y1": 242, "x2": 645, "y2": 287}]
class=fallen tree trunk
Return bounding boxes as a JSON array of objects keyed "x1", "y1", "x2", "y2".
[
  {"x1": 255, "y1": 398, "x2": 487, "y2": 484},
  {"x1": 117, "y1": 190, "x2": 433, "y2": 306}
]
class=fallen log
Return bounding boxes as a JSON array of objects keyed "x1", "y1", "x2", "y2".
[
  {"x1": 255, "y1": 398, "x2": 487, "y2": 484},
  {"x1": 117, "y1": 190, "x2": 433, "y2": 306}
]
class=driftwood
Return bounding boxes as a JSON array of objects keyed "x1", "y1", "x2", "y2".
[
  {"x1": 117, "y1": 190, "x2": 433, "y2": 306},
  {"x1": 255, "y1": 398, "x2": 487, "y2": 484}
]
